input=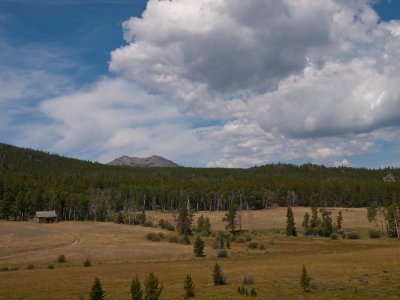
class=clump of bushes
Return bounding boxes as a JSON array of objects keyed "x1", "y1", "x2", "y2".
[
  {"x1": 217, "y1": 249, "x2": 228, "y2": 258},
  {"x1": 142, "y1": 220, "x2": 154, "y2": 228},
  {"x1": 347, "y1": 232, "x2": 360, "y2": 240},
  {"x1": 27, "y1": 263, "x2": 34, "y2": 270},
  {"x1": 369, "y1": 230, "x2": 381, "y2": 239},
  {"x1": 158, "y1": 219, "x2": 175, "y2": 231},
  {"x1": 248, "y1": 242, "x2": 258, "y2": 249},
  {"x1": 83, "y1": 258, "x2": 92, "y2": 267},
  {"x1": 238, "y1": 285, "x2": 257, "y2": 297},
  {"x1": 146, "y1": 232, "x2": 164, "y2": 242},
  {"x1": 47, "y1": 264, "x2": 54, "y2": 269},
  {"x1": 57, "y1": 254, "x2": 66, "y2": 263},
  {"x1": 168, "y1": 235, "x2": 179, "y2": 243},
  {"x1": 0, "y1": 266, "x2": 9, "y2": 272},
  {"x1": 330, "y1": 233, "x2": 338, "y2": 240}
]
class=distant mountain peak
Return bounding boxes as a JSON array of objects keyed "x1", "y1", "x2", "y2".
[{"x1": 107, "y1": 155, "x2": 179, "y2": 168}]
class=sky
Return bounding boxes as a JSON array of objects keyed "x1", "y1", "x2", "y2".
[{"x1": 1, "y1": 0, "x2": 400, "y2": 168}]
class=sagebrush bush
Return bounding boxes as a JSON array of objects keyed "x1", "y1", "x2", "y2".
[
  {"x1": 47, "y1": 264, "x2": 54, "y2": 269},
  {"x1": 330, "y1": 233, "x2": 338, "y2": 240},
  {"x1": 369, "y1": 230, "x2": 381, "y2": 239},
  {"x1": 235, "y1": 237, "x2": 246, "y2": 243},
  {"x1": 0, "y1": 266, "x2": 9, "y2": 272},
  {"x1": 146, "y1": 232, "x2": 162, "y2": 242},
  {"x1": 217, "y1": 249, "x2": 228, "y2": 258},
  {"x1": 347, "y1": 232, "x2": 360, "y2": 240},
  {"x1": 245, "y1": 235, "x2": 252, "y2": 241},
  {"x1": 158, "y1": 219, "x2": 175, "y2": 231},
  {"x1": 242, "y1": 275, "x2": 255, "y2": 285},
  {"x1": 27, "y1": 263, "x2": 34, "y2": 270},
  {"x1": 258, "y1": 243, "x2": 266, "y2": 250},
  {"x1": 83, "y1": 258, "x2": 91, "y2": 267},
  {"x1": 143, "y1": 220, "x2": 154, "y2": 227},
  {"x1": 168, "y1": 235, "x2": 179, "y2": 243},
  {"x1": 57, "y1": 254, "x2": 66, "y2": 263},
  {"x1": 248, "y1": 242, "x2": 258, "y2": 249}
]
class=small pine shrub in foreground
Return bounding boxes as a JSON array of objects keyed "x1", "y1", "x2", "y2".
[
  {"x1": 84, "y1": 258, "x2": 92, "y2": 267},
  {"x1": 347, "y1": 232, "x2": 360, "y2": 240},
  {"x1": 57, "y1": 254, "x2": 66, "y2": 263}
]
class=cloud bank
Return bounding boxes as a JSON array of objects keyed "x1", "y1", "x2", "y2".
[{"x1": 105, "y1": 0, "x2": 400, "y2": 167}]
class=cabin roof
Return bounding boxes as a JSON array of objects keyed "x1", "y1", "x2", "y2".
[{"x1": 35, "y1": 211, "x2": 57, "y2": 218}]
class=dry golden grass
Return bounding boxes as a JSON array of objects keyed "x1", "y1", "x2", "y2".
[{"x1": 0, "y1": 208, "x2": 399, "y2": 300}]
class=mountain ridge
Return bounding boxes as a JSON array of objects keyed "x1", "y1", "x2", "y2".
[{"x1": 107, "y1": 155, "x2": 179, "y2": 168}]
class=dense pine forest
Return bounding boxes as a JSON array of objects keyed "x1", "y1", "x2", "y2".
[{"x1": 0, "y1": 143, "x2": 399, "y2": 221}]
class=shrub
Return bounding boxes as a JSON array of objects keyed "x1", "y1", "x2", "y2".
[
  {"x1": 217, "y1": 249, "x2": 228, "y2": 258},
  {"x1": 169, "y1": 235, "x2": 179, "y2": 243},
  {"x1": 347, "y1": 232, "x2": 360, "y2": 240},
  {"x1": 242, "y1": 275, "x2": 255, "y2": 285},
  {"x1": 369, "y1": 230, "x2": 381, "y2": 239},
  {"x1": 250, "y1": 288, "x2": 257, "y2": 297},
  {"x1": 84, "y1": 258, "x2": 92, "y2": 267},
  {"x1": 146, "y1": 232, "x2": 162, "y2": 242},
  {"x1": 158, "y1": 219, "x2": 175, "y2": 231},
  {"x1": 235, "y1": 237, "x2": 246, "y2": 243},
  {"x1": 237, "y1": 285, "x2": 248, "y2": 295},
  {"x1": 0, "y1": 266, "x2": 9, "y2": 272},
  {"x1": 27, "y1": 263, "x2": 34, "y2": 270},
  {"x1": 48, "y1": 264, "x2": 54, "y2": 269},
  {"x1": 143, "y1": 220, "x2": 154, "y2": 228},
  {"x1": 57, "y1": 254, "x2": 66, "y2": 263},
  {"x1": 258, "y1": 243, "x2": 265, "y2": 250},
  {"x1": 245, "y1": 235, "x2": 252, "y2": 241},
  {"x1": 330, "y1": 233, "x2": 338, "y2": 240},
  {"x1": 248, "y1": 242, "x2": 258, "y2": 249}
]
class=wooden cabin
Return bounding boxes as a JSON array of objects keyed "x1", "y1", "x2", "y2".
[{"x1": 34, "y1": 211, "x2": 58, "y2": 223}]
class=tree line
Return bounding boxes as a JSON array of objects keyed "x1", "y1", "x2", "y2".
[{"x1": 1, "y1": 143, "x2": 400, "y2": 220}]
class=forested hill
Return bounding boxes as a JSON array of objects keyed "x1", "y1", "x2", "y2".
[{"x1": 0, "y1": 142, "x2": 399, "y2": 220}]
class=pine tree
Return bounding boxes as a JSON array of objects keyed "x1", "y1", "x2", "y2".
[
  {"x1": 302, "y1": 212, "x2": 310, "y2": 235},
  {"x1": 144, "y1": 272, "x2": 163, "y2": 300},
  {"x1": 131, "y1": 275, "x2": 143, "y2": 300},
  {"x1": 90, "y1": 277, "x2": 105, "y2": 300},
  {"x1": 286, "y1": 206, "x2": 297, "y2": 236},
  {"x1": 300, "y1": 266, "x2": 311, "y2": 293},
  {"x1": 193, "y1": 235, "x2": 204, "y2": 257},
  {"x1": 336, "y1": 210, "x2": 343, "y2": 233},
  {"x1": 310, "y1": 205, "x2": 320, "y2": 235},
  {"x1": 223, "y1": 203, "x2": 238, "y2": 233},
  {"x1": 213, "y1": 263, "x2": 226, "y2": 285},
  {"x1": 183, "y1": 275, "x2": 195, "y2": 299},
  {"x1": 117, "y1": 211, "x2": 124, "y2": 224},
  {"x1": 176, "y1": 204, "x2": 192, "y2": 236}
]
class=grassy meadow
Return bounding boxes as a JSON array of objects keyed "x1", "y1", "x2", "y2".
[{"x1": 1, "y1": 207, "x2": 399, "y2": 299}]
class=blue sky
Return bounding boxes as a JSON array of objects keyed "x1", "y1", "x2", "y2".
[{"x1": 1, "y1": 0, "x2": 400, "y2": 168}]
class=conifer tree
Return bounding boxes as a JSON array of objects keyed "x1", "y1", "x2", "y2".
[
  {"x1": 144, "y1": 272, "x2": 163, "y2": 300},
  {"x1": 286, "y1": 206, "x2": 297, "y2": 236},
  {"x1": 336, "y1": 211, "x2": 343, "y2": 233},
  {"x1": 193, "y1": 235, "x2": 205, "y2": 257},
  {"x1": 183, "y1": 275, "x2": 195, "y2": 299},
  {"x1": 117, "y1": 211, "x2": 124, "y2": 224},
  {"x1": 90, "y1": 277, "x2": 105, "y2": 300},
  {"x1": 131, "y1": 275, "x2": 143, "y2": 300},
  {"x1": 302, "y1": 212, "x2": 310, "y2": 235},
  {"x1": 176, "y1": 204, "x2": 192, "y2": 236},
  {"x1": 223, "y1": 203, "x2": 238, "y2": 233},
  {"x1": 213, "y1": 262, "x2": 226, "y2": 285},
  {"x1": 300, "y1": 266, "x2": 311, "y2": 293}
]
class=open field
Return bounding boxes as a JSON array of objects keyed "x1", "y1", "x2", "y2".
[{"x1": 1, "y1": 207, "x2": 399, "y2": 299}]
